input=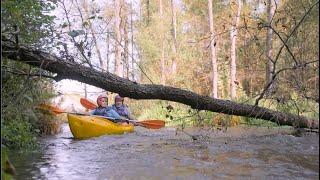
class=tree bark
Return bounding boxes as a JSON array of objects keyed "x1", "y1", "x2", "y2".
[
  {"x1": 146, "y1": 0, "x2": 150, "y2": 26},
  {"x1": 114, "y1": 0, "x2": 122, "y2": 76},
  {"x1": 130, "y1": 2, "x2": 135, "y2": 81},
  {"x1": 2, "y1": 40, "x2": 318, "y2": 129},
  {"x1": 208, "y1": 0, "x2": 218, "y2": 98},
  {"x1": 230, "y1": 0, "x2": 242, "y2": 99},
  {"x1": 123, "y1": 4, "x2": 129, "y2": 79},
  {"x1": 170, "y1": 0, "x2": 177, "y2": 75},
  {"x1": 106, "y1": 32, "x2": 110, "y2": 72},
  {"x1": 266, "y1": 0, "x2": 276, "y2": 93},
  {"x1": 159, "y1": 0, "x2": 166, "y2": 85},
  {"x1": 84, "y1": 84, "x2": 87, "y2": 99}
]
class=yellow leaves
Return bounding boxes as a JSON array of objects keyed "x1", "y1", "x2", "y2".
[
  {"x1": 230, "y1": 0, "x2": 241, "y2": 13},
  {"x1": 211, "y1": 114, "x2": 241, "y2": 127}
]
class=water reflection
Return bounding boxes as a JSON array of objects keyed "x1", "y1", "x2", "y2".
[{"x1": 9, "y1": 124, "x2": 319, "y2": 179}]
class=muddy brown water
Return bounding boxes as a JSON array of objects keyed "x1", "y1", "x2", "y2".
[{"x1": 9, "y1": 123, "x2": 319, "y2": 179}]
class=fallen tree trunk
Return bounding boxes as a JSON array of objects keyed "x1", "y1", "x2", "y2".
[{"x1": 2, "y1": 40, "x2": 318, "y2": 129}]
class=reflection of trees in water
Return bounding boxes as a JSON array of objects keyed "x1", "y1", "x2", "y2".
[{"x1": 8, "y1": 150, "x2": 44, "y2": 179}]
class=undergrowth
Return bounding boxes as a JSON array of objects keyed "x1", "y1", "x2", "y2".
[{"x1": 129, "y1": 92, "x2": 318, "y2": 129}]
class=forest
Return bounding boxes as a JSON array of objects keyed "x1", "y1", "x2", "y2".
[{"x1": 1, "y1": 0, "x2": 319, "y2": 179}]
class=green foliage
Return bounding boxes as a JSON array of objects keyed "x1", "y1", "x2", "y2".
[
  {"x1": 136, "y1": 101, "x2": 167, "y2": 121},
  {"x1": 1, "y1": 0, "x2": 59, "y2": 151},
  {"x1": 1, "y1": 60, "x2": 58, "y2": 150},
  {"x1": 183, "y1": 0, "x2": 209, "y2": 17},
  {"x1": 275, "y1": 94, "x2": 319, "y2": 120},
  {"x1": 2, "y1": 120, "x2": 37, "y2": 150},
  {"x1": 242, "y1": 116, "x2": 279, "y2": 127},
  {"x1": 1, "y1": 0, "x2": 56, "y2": 45},
  {"x1": 135, "y1": 100, "x2": 213, "y2": 127}
]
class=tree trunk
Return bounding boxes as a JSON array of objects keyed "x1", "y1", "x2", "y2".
[
  {"x1": 159, "y1": 0, "x2": 166, "y2": 85},
  {"x1": 2, "y1": 40, "x2": 318, "y2": 129},
  {"x1": 230, "y1": 0, "x2": 242, "y2": 99},
  {"x1": 266, "y1": 0, "x2": 276, "y2": 93},
  {"x1": 106, "y1": 32, "x2": 110, "y2": 72},
  {"x1": 208, "y1": 0, "x2": 218, "y2": 98},
  {"x1": 242, "y1": 8, "x2": 250, "y2": 96},
  {"x1": 147, "y1": 0, "x2": 150, "y2": 26},
  {"x1": 114, "y1": 0, "x2": 122, "y2": 76},
  {"x1": 84, "y1": 84, "x2": 87, "y2": 99},
  {"x1": 130, "y1": 2, "x2": 135, "y2": 81},
  {"x1": 123, "y1": 6, "x2": 129, "y2": 79},
  {"x1": 170, "y1": 0, "x2": 177, "y2": 75}
]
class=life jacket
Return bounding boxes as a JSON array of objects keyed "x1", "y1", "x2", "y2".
[
  {"x1": 92, "y1": 106, "x2": 121, "y2": 121},
  {"x1": 111, "y1": 104, "x2": 129, "y2": 118}
]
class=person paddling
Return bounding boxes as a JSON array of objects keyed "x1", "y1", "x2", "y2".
[
  {"x1": 91, "y1": 94, "x2": 140, "y2": 126},
  {"x1": 111, "y1": 95, "x2": 136, "y2": 120},
  {"x1": 91, "y1": 94, "x2": 125, "y2": 123}
]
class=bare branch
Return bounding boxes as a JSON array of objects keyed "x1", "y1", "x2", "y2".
[
  {"x1": 255, "y1": 1, "x2": 319, "y2": 105},
  {"x1": 255, "y1": 60, "x2": 319, "y2": 105}
]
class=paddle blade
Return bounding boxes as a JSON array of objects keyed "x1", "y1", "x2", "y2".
[
  {"x1": 138, "y1": 120, "x2": 166, "y2": 129},
  {"x1": 140, "y1": 120, "x2": 165, "y2": 126},
  {"x1": 80, "y1": 98, "x2": 97, "y2": 110},
  {"x1": 38, "y1": 104, "x2": 65, "y2": 114}
]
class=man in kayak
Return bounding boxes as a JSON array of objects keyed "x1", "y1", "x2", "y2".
[
  {"x1": 111, "y1": 95, "x2": 136, "y2": 120},
  {"x1": 91, "y1": 94, "x2": 141, "y2": 126},
  {"x1": 91, "y1": 94, "x2": 126, "y2": 123}
]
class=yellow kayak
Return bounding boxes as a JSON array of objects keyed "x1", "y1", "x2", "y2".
[{"x1": 67, "y1": 114, "x2": 134, "y2": 139}]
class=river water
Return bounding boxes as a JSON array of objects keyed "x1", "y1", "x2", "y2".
[{"x1": 10, "y1": 123, "x2": 319, "y2": 179}]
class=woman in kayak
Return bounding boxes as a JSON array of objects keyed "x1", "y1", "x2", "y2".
[
  {"x1": 111, "y1": 95, "x2": 136, "y2": 120},
  {"x1": 91, "y1": 94, "x2": 127, "y2": 123}
]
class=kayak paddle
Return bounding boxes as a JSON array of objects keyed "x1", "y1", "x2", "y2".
[
  {"x1": 38, "y1": 104, "x2": 165, "y2": 129},
  {"x1": 80, "y1": 98, "x2": 97, "y2": 110},
  {"x1": 80, "y1": 98, "x2": 166, "y2": 128}
]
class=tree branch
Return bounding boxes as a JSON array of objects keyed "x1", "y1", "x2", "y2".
[
  {"x1": 255, "y1": 59, "x2": 319, "y2": 105},
  {"x1": 1, "y1": 40, "x2": 318, "y2": 129},
  {"x1": 255, "y1": 1, "x2": 319, "y2": 105}
]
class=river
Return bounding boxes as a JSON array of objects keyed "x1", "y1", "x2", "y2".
[{"x1": 9, "y1": 123, "x2": 319, "y2": 179}]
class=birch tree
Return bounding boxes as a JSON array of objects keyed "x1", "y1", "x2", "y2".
[
  {"x1": 265, "y1": 0, "x2": 276, "y2": 94},
  {"x1": 208, "y1": 0, "x2": 218, "y2": 98},
  {"x1": 171, "y1": 0, "x2": 177, "y2": 75},
  {"x1": 130, "y1": 2, "x2": 135, "y2": 81},
  {"x1": 114, "y1": 0, "x2": 122, "y2": 76},
  {"x1": 230, "y1": 0, "x2": 242, "y2": 99},
  {"x1": 122, "y1": 2, "x2": 130, "y2": 79},
  {"x1": 159, "y1": 0, "x2": 166, "y2": 85}
]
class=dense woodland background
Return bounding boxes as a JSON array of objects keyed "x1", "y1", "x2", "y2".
[{"x1": 1, "y1": 0, "x2": 319, "y2": 152}]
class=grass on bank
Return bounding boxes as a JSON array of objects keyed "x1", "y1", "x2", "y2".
[{"x1": 130, "y1": 96, "x2": 318, "y2": 129}]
